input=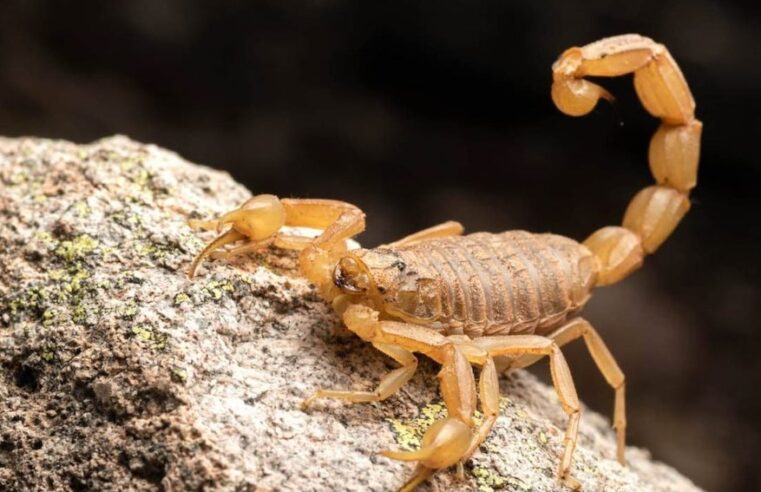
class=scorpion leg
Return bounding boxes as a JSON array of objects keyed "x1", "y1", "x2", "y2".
[
  {"x1": 385, "y1": 221, "x2": 464, "y2": 247},
  {"x1": 340, "y1": 304, "x2": 477, "y2": 491},
  {"x1": 301, "y1": 342, "x2": 417, "y2": 409},
  {"x1": 473, "y1": 335, "x2": 582, "y2": 489},
  {"x1": 445, "y1": 335, "x2": 500, "y2": 465},
  {"x1": 462, "y1": 355, "x2": 500, "y2": 464},
  {"x1": 511, "y1": 318, "x2": 627, "y2": 464}
]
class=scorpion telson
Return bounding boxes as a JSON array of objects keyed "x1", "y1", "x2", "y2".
[{"x1": 189, "y1": 34, "x2": 701, "y2": 492}]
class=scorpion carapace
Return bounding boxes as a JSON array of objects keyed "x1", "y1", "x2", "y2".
[{"x1": 188, "y1": 34, "x2": 701, "y2": 492}]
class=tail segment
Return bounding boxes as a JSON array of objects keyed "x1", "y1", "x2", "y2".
[{"x1": 552, "y1": 34, "x2": 702, "y2": 286}]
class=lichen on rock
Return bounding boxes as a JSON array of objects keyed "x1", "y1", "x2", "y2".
[{"x1": 0, "y1": 136, "x2": 703, "y2": 491}]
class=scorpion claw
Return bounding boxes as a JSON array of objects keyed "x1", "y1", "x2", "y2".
[
  {"x1": 187, "y1": 194, "x2": 286, "y2": 277},
  {"x1": 383, "y1": 418, "x2": 472, "y2": 470}
]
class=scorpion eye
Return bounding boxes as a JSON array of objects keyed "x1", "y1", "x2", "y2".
[{"x1": 334, "y1": 256, "x2": 371, "y2": 294}]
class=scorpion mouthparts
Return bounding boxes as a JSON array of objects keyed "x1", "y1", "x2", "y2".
[
  {"x1": 333, "y1": 264, "x2": 350, "y2": 289},
  {"x1": 332, "y1": 263, "x2": 360, "y2": 292},
  {"x1": 333, "y1": 257, "x2": 370, "y2": 294}
]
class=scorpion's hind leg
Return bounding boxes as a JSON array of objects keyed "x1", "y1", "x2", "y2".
[
  {"x1": 385, "y1": 221, "x2": 465, "y2": 248},
  {"x1": 301, "y1": 343, "x2": 418, "y2": 409},
  {"x1": 473, "y1": 335, "x2": 582, "y2": 490},
  {"x1": 511, "y1": 318, "x2": 627, "y2": 464}
]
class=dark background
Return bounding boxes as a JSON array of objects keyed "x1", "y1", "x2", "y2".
[{"x1": 1, "y1": 1, "x2": 759, "y2": 490}]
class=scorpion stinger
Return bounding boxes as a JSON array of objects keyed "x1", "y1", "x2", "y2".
[{"x1": 552, "y1": 34, "x2": 701, "y2": 287}]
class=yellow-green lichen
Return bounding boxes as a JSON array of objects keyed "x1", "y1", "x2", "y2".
[
  {"x1": 473, "y1": 466, "x2": 507, "y2": 492},
  {"x1": 133, "y1": 241, "x2": 160, "y2": 257},
  {"x1": 174, "y1": 293, "x2": 191, "y2": 305},
  {"x1": 8, "y1": 171, "x2": 27, "y2": 185},
  {"x1": 131, "y1": 325, "x2": 168, "y2": 350},
  {"x1": 171, "y1": 366, "x2": 188, "y2": 383},
  {"x1": 387, "y1": 401, "x2": 448, "y2": 451},
  {"x1": 42, "y1": 309, "x2": 55, "y2": 326},
  {"x1": 40, "y1": 350, "x2": 55, "y2": 362},
  {"x1": 8, "y1": 299, "x2": 25, "y2": 315},
  {"x1": 538, "y1": 431, "x2": 548, "y2": 445},
  {"x1": 55, "y1": 234, "x2": 100, "y2": 262},
  {"x1": 388, "y1": 397, "x2": 515, "y2": 487},
  {"x1": 61, "y1": 269, "x2": 90, "y2": 296},
  {"x1": 34, "y1": 231, "x2": 55, "y2": 245},
  {"x1": 4, "y1": 265, "x2": 108, "y2": 328},
  {"x1": 108, "y1": 211, "x2": 143, "y2": 231},
  {"x1": 132, "y1": 325, "x2": 152, "y2": 341},
  {"x1": 204, "y1": 280, "x2": 235, "y2": 301},
  {"x1": 386, "y1": 399, "x2": 508, "y2": 452},
  {"x1": 74, "y1": 201, "x2": 91, "y2": 217},
  {"x1": 71, "y1": 304, "x2": 87, "y2": 323},
  {"x1": 119, "y1": 158, "x2": 138, "y2": 172},
  {"x1": 118, "y1": 301, "x2": 139, "y2": 320},
  {"x1": 133, "y1": 240, "x2": 178, "y2": 263}
]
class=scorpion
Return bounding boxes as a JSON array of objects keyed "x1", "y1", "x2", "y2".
[{"x1": 187, "y1": 34, "x2": 701, "y2": 491}]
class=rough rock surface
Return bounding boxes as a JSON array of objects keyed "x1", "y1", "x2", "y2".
[{"x1": 0, "y1": 136, "x2": 703, "y2": 492}]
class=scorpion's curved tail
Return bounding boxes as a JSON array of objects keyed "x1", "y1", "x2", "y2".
[{"x1": 552, "y1": 34, "x2": 702, "y2": 286}]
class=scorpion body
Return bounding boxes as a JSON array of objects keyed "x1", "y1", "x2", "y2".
[
  {"x1": 355, "y1": 231, "x2": 597, "y2": 338},
  {"x1": 189, "y1": 34, "x2": 701, "y2": 492}
]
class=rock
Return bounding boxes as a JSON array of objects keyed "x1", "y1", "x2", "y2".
[{"x1": 0, "y1": 136, "x2": 702, "y2": 492}]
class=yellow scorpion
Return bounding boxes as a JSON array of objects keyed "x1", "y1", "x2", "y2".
[{"x1": 188, "y1": 34, "x2": 701, "y2": 491}]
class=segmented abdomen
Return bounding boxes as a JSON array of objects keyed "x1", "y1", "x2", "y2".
[{"x1": 397, "y1": 231, "x2": 598, "y2": 337}]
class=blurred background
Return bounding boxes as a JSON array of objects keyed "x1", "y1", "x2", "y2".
[{"x1": 0, "y1": 1, "x2": 759, "y2": 490}]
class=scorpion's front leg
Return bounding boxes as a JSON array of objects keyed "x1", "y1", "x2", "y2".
[
  {"x1": 301, "y1": 342, "x2": 418, "y2": 409},
  {"x1": 328, "y1": 304, "x2": 479, "y2": 492}
]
